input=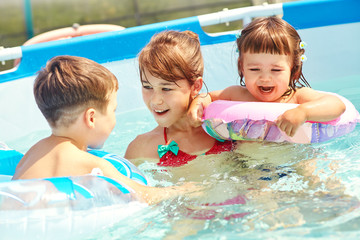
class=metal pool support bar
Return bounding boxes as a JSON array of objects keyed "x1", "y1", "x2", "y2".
[{"x1": 23, "y1": 0, "x2": 34, "y2": 39}]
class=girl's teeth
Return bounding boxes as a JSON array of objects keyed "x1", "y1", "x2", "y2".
[
  {"x1": 155, "y1": 109, "x2": 166, "y2": 113},
  {"x1": 260, "y1": 86, "x2": 273, "y2": 92}
]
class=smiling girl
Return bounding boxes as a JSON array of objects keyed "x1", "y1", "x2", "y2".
[
  {"x1": 125, "y1": 30, "x2": 234, "y2": 166},
  {"x1": 189, "y1": 16, "x2": 345, "y2": 137}
]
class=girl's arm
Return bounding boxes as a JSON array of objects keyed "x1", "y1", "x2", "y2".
[
  {"x1": 276, "y1": 88, "x2": 346, "y2": 137},
  {"x1": 187, "y1": 93, "x2": 212, "y2": 127},
  {"x1": 187, "y1": 86, "x2": 242, "y2": 127}
]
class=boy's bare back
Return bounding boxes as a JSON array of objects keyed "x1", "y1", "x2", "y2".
[{"x1": 13, "y1": 136, "x2": 99, "y2": 179}]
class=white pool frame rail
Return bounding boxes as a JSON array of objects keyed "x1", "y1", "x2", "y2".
[
  {"x1": 198, "y1": 3, "x2": 282, "y2": 27},
  {"x1": 0, "y1": 47, "x2": 22, "y2": 63},
  {"x1": 0, "y1": 3, "x2": 283, "y2": 63}
]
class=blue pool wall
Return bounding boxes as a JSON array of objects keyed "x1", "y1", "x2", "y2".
[{"x1": 0, "y1": 0, "x2": 359, "y2": 146}]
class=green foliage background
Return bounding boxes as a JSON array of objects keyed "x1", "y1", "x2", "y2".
[
  {"x1": 0, "y1": 0, "x2": 295, "y2": 70},
  {"x1": 0, "y1": 0, "x2": 251, "y2": 47}
]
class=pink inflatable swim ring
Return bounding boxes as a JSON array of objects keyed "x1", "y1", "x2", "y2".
[{"x1": 202, "y1": 94, "x2": 360, "y2": 144}]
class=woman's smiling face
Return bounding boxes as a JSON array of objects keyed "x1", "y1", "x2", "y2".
[{"x1": 242, "y1": 52, "x2": 292, "y2": 102}]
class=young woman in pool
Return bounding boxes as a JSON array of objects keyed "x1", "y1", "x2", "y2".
[
  {"x1": 124, "y1": 30, "x2": 234, "y2": 166},
  {"x1": 188, "y1": 16, "x2": 346, "y2": 137}
]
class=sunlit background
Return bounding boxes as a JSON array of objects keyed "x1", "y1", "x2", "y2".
[{"x1": 0, "y1": 0, "x2": 296, "y2": 71}]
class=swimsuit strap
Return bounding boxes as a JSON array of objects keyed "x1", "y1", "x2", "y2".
[{"x1": 163, "y1": 127, "x2": 168, "y2": 144}]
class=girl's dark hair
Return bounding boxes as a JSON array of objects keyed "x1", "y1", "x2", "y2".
[{"x1": 236, "y1": 16, "x2": 310, "y2": 96}]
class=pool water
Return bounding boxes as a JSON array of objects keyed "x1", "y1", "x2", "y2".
[
  {"x1": 8, "y1": 74, "x2": 360, "y2": 239},
  {"x1": 1, "y1": 0, "x2": 359, "y2": 236},
  {"x1": 104, "y1": 74, "x2": 360, "y2": 239}
]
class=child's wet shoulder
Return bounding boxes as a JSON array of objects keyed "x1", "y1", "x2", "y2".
[
  {"x1": 293, "y1": 87, "x2": 322, "y2": 103},
  {"x1": 135, "y1": 127, "x2": 163, "y2": 143},
  {"x1": 226, "y1": 85, "x2": 253, "y2": 101},
  {"x1": 125, "y1": 127, "x2": 163, "y2": 160}
]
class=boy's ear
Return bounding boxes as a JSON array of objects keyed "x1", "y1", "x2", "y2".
[
  {"x1": 84, "y1": 108, "x2": 96, "y2": 129},
  {"x1": 191, "y1": 77, "x2": 203, "y2": 98}
]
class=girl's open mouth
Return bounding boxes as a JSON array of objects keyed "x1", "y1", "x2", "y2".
[
  {"x1": 154, "y1": 109, "x2": 169, "y2": 115},
  {"x1": 259, "y1": 86, "x2": 274, "y2": 93}
]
